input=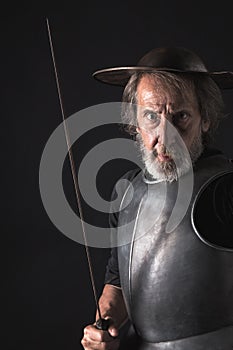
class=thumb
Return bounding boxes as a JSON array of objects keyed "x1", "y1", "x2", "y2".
[{"x1": 108, "y1": 325, "x2": 119, "y2": 338}]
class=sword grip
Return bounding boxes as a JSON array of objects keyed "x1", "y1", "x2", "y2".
[{"x1": 95, "y1": 318, "x2": 110, "y2": 331}]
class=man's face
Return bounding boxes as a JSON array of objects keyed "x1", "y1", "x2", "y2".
[{"x1": 136, "y1": 75, "x2": 209, "y2": 181}]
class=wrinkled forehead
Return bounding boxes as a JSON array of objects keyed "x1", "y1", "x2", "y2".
[{"x1": 136, "y1": 74, "x2": 198, "y2": 110}]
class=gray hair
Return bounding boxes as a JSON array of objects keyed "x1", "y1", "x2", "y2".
[{"x1": 121, "y1": 71, "x2": 225, "y2": 145}]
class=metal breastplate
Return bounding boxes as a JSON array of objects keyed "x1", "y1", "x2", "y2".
[{"x1": 117, "y1": 154, "x2": 233, "y2": 345}]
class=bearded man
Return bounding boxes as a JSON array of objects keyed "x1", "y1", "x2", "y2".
[{"x1": 81, "y1": 47, "x2": 233, "y2": 350}]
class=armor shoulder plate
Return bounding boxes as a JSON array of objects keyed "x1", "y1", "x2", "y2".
[{"x1": 192, "y1": 170, "x2": 233, "y2": 251}]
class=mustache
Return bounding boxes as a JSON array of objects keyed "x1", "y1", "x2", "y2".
[
  {"x1": 152, "y1": 144, "x2": 173, "y2": 159},
  {"x1": 152, "y1": 145, "x2": 173, "y2": 158}
]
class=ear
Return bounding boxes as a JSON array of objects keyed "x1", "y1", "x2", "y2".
[
  {"x1": 201, "y1": 119, "x2": 210, "y2": 133},
  {"x1": 136, "y1": 126, "x2": 141, "y2": 133}
]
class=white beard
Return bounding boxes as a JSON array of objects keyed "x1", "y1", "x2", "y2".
[{"x1": 137, "y1": 132, "x2": 203, "y2": 183}]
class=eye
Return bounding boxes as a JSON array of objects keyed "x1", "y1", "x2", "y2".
[
  {"x1": 173, "y1": 111, "x2": 190, "y2": 124},
  {"x1": 145, "y1": 112, "x2": 158, "y2": 122}
]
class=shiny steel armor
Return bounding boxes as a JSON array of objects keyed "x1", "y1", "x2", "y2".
[{"x1": 117, "y1": 153, "x2": 233, "y2": 349}]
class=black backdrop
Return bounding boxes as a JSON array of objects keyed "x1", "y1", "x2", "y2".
[{"x1": 3, "y1": 2, "x2": 233, "y2": 350}]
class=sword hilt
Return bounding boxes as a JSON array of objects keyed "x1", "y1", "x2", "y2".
[{"x1": 95, "y1": 318, "x2": 111, "y2": 331}]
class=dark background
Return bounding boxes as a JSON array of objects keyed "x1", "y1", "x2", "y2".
[{"x1": 3, "y1": 2, "x2": 233, "y2": 349}]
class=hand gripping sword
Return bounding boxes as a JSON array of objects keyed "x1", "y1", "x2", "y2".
[{"x1": 46, "y1": 18, "x2": 110, "y2": 331}]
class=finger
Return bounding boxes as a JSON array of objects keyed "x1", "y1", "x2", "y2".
[
  {"x1": 96, "y1": 318, "x2": 119, "y2": 338},
  {"x1": 107, "y1": 325, "x2": 119, "y2": 338},
  {"x1": 81, "y1": 336, "x2": 120, "y2": 350},
  {"x1": 84, "y1": 325, "x2": 114, "y2": 342},
  {"x1": 95, "y1": 318, "x2": 119, "y2": 338}
]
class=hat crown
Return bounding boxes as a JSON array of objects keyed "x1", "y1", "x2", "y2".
[{"x1": 138, "y1": 47, "x2": 208, "y2": 72}]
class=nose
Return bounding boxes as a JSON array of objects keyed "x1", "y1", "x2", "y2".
[{"x1": 156, "y1": 115, "x2": 169, "y2": 146}]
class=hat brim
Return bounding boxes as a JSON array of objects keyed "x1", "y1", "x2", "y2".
[{"x1": 92, "y1": 66, "x2": 233, "y2": 89}]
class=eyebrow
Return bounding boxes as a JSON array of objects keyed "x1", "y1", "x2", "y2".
[
  {"x1": 138, "y1": 107, "x2": 161, "y2": 114},
  {"x1": 138, "y1": 106, "x2": 192, "y2": 115}
]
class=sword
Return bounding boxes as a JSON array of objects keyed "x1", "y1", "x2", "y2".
[{"x1": 46, "y1": 17, "x2": 109, "y2": 331}]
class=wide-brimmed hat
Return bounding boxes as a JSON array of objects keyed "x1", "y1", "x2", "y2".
[{"x1": 93, "y1": 47, "x2": 233, "y2": 89}]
